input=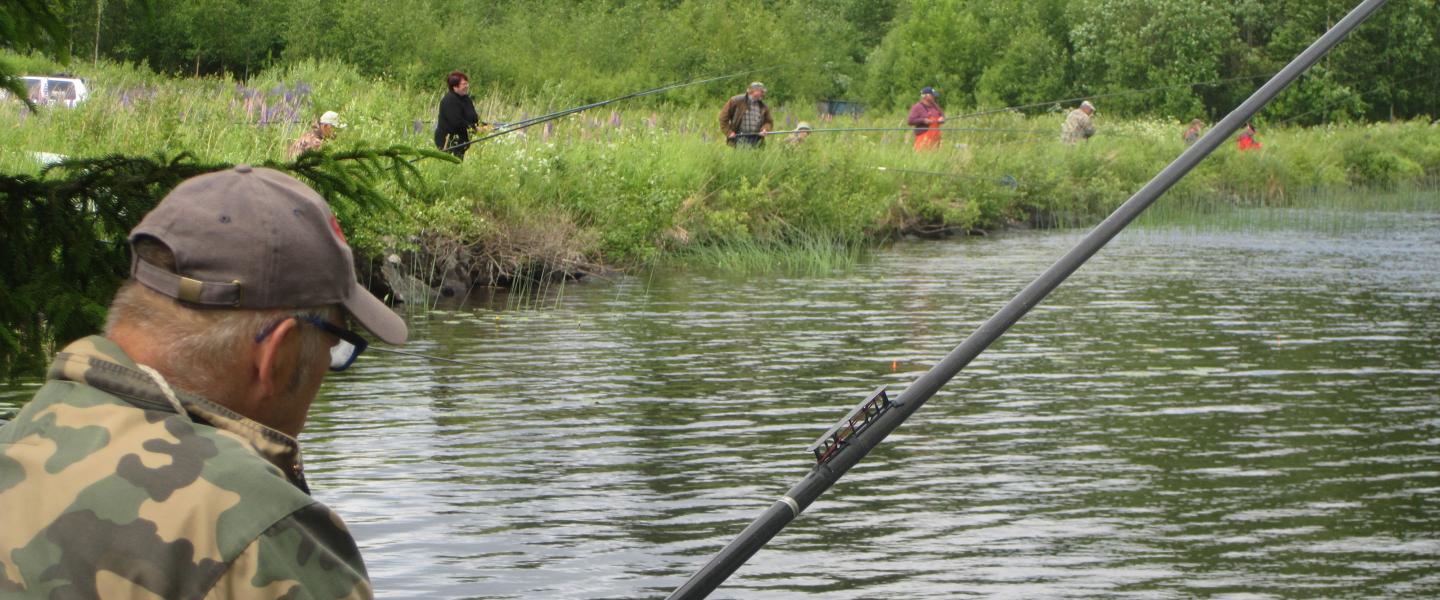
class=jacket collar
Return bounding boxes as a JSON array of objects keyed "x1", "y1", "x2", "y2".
[{"x1": 47, "y1": 336, "x2": 310, "y2": 492}]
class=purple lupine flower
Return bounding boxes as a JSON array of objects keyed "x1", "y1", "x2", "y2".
[
  {"x1": 609, "y1": 111, "x2": 621, "y2": 128},
  {"x1": 295, "y1": 82, "x2": 311, "y2": 95},
  {"x1": 269, "y1": 85, "x2": 285, "y2": 96},
  {"x1": 413, "y1": 119, "x2": 424, "y2": 135},
  {"x1": 543, "y1": 121, "x2": 554, "y2": 141}
]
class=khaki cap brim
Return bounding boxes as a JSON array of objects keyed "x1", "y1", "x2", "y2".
[{"x1": 343, "y1": 281, "x2": 408, "y2": 344}]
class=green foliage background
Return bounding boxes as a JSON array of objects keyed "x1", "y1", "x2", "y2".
[
  {"x1": 32, "y1": 0, "x2": 1440, "y2": 123},
  {"x1": 4, "y1": 0, "x2": 1440, "y2": 380}
]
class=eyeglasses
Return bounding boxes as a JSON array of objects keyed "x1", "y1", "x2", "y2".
[{"x1": 255, "y1": 314, "x2": 369, "y2": 372}]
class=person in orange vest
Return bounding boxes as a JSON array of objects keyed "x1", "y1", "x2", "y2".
[
  {"x1": 1182, "y1": 118, "x2": 1205, "y2": 145},
  {"x1": 1237, "y1": 122, "x2": 1262, "y2": 151},
  {"x1": 907, "y1": 86, "x2": 945, "y2": 151}
]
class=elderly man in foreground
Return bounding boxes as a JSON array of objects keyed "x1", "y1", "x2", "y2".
[{"x1": 0, "y1": 166, "x2": 406, "y2": 598}]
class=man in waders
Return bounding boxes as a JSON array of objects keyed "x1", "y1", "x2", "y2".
[
  {"x1": 907, "y1": 86, "x2": 945, "y2": 151},
  {"x1": 1237, "y1": 122, "x2": 1262, "y2": 151},
  {"x1": 0, "y1": 166, "x2": 408, "y2": 598},
  {"x1": 1062, "y1": 100, "x2": 1097, "y2": 144},
  {"x1": 720, "y1": 81, "x2": 773, "y2": 148}
]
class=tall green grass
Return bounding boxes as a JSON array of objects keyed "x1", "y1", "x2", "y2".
[{"x1": 4, "y1": 56, "x2": 1439, "y2": 274}]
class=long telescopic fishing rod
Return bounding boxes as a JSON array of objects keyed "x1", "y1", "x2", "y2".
[
  {"x1": 665, "y1": 1, "x2": 1388, "y2": 598},
  {"x1": 762, "y1": 126, "x2": 1051, "y2": 136},
  {"x1": 439, "y1": 68, "x2": 770, "y2": 154}
]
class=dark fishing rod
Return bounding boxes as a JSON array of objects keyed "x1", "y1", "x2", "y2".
[
  {"x1": 438, "y1": 68, "x2": 770, "y2": 154},
  {"x1": 666, "y1": 1, "x2": 1388, "y2": 598},
  {"x1": 763, "y1": 126, "x2": 1051, "y2": 136}
]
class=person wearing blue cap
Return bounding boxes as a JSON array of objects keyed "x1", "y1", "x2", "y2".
[{"x1": 907, "y1": 86, "x2": 945, "y2": 151}]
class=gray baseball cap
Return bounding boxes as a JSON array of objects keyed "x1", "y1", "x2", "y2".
[{"x1": 129, "y1": 165, "x2": 407, "y2": 344}]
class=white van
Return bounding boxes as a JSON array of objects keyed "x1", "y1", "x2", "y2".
[{"x1": 11, "y1": 76, "x2": 90, "y2": 108}]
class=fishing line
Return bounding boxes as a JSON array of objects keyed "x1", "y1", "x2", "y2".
[
  {"x1": 1270, "y1": 67, "x2": 1438, "y2": 126},
  {"x1": 951, "y1": 72, "x2": 1277, "y2": 121}
]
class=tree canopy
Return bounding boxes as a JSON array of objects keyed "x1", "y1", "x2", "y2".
[{"x1": 27, "y1": 0, "x2": 1440, "y2": 121}]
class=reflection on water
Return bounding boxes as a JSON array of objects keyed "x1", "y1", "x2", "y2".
[{"x1": 5, "y1": 210, "x2": 1439, "y2": 598}]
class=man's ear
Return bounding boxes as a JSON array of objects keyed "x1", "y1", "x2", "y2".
[{"x1": 254, "y1": 317, "x2": 302, "y2": 397}]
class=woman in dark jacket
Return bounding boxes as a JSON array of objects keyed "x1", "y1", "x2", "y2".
[{"x1": 435, "y1": 71, "x2": 485, "y2": 159}]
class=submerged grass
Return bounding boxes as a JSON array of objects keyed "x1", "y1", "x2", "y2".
[
  {"x1": 664, "y1": 232, "x2": 868, "y2": 277},
  {"x1": 1136, "y1": 177, "x2": 1440, "y2": 234}
]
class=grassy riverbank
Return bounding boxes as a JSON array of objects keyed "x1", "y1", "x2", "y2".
[{"x1": 5, "y1": 57, "x2": 1440, "y2": 273}]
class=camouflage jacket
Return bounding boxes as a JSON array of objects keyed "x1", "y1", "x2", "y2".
[
  {"x1": 287, "y1": 129, "x2": 327, "y2": 160},
  {"x1": 0, "y1": 336, "x2": 372, "y2": 599},
  {"x1": 1061, "y1": 109, "x2": 1095, "y2": 144}
]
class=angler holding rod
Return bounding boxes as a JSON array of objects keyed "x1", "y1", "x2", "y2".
[
  {"x1": 434, "y1": 70, "x2": 492, "y2": 160},
  {"x1": 436, "y1": 68, "x2": 771, "y2": 157},
  {"x1": 908, "y1": 86, "x2": 945, "y2": 151},
  {"x1": 666, "y1": 0, "x2": 1389, "y2": 598},
  {"x1": 720, "y1": 81, "x2": 774, "y2": 148}
]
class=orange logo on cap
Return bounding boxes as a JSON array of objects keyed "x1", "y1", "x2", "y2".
[{"x1": 329, "y1": 214, "x2": 349, "y2": 245}]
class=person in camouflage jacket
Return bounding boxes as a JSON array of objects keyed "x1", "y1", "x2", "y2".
[
  {"x1": 1061, "y1": 100, "x2": 1097, "y2": 144},
  {"x1": 287, "y1": 111, "x2": 346, "y2": 160},
  {"x1": 0, "y1": 165, "x2": 408, "y2": 599}
]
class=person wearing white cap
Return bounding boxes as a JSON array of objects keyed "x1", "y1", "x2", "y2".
[
  {"x1": 1062, "y1": 100, "x2": 1096, "y2": 144},
  {"x1": 286, "y1": 110, "x2": 346, "y2": 159},
  {"x1": 785, "y1": 121, "x2": 813, "y2": 145}
]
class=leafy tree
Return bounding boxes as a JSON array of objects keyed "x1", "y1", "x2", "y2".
[
  {"x1": 972, "y1": 0, "x2": 1071, "y2": 111},
  {"x1": 1, "y1": 0, "x2": 69, "y2": 111},
  {"x1": 1267, "y1": 0, "x2": 1438, "y2": 123},
  {"x1": 282, "y1": 0, "x2": 443, "y2": 86},
  {"x1": 863, "y1": 0, "x2": 999, "y2": 111},
  {"x1": 1068, "y1": 0, "x2": 1239, "y2": 119}
]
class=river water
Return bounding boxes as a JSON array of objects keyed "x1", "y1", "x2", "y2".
[{"x1": 4, "y1": 210, "x2": 1439, "y2": 598}]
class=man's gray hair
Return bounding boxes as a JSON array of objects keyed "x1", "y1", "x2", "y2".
[
  {"x1": 106, "y1": 238, "x2": 334, "y2": 394},
  {"x1": 749, "y1": 81, "x2": 766, "y2": 90}
]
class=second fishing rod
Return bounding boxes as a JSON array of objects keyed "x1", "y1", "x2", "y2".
[{"x1": 666, "y1": 0, "x2": 1390, "y2": 597}]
